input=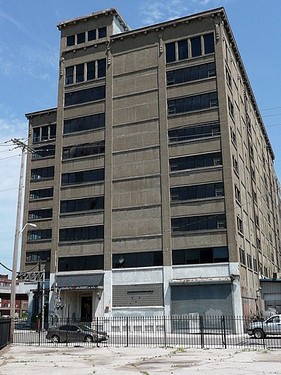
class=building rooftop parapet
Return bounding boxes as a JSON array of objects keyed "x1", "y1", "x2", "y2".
[{"x1": 57, "y1": 8, "x2": 130, "y2": 32}]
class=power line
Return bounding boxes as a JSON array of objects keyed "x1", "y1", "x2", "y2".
[
  {"x1": 0, "y1": 154, "x2": 21, "y2": 161},
  {"x1": 0, "y1": 262, "x2": 12, "y2": 272}
]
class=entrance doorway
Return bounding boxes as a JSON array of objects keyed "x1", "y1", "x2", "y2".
[{"x1": 81, "y1": 296, "x2": 92, "y2": 321}]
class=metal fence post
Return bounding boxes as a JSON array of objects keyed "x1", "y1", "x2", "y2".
[
  {"x1": 37, "y1": 317, "x2": 41, "y2": 346},
  {"x1": 221, "y1": 316, "x2": 227, "y2": 349},
  {"x1": 96, "y1": 317, "x2": 99, "y2": 347},
  {"x1": 126, "y1": 317, "x2": 129, "y2": 347},
  {"x1": 199, "y1": 316, "x2": 204, "y2": 349}
]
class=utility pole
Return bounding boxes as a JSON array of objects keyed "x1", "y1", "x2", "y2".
[{"x1": 9, "y1": 138, "x2": 34, "y2": 342}]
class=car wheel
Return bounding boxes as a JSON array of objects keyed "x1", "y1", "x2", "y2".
[
  {"x1": 253, "y1": 328, "x2": 265, "y2": 339},
  {"x1": 84, "y1": 335, "x2": 93, "y2": 343},
  {"x1": 51, "y1": 334, "x2": 60, "y2": 343}
]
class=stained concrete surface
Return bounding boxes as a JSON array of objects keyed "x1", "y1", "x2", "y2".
[{"x1": 0, "y1": 345, "x2": 281, "y2": 374}]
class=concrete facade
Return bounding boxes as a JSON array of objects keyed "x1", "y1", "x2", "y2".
[{"x1": 20, "y1": 8, "x2": 281, "y2": 322}]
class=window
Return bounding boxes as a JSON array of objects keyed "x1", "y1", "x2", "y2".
[
  {"x1": 168, "y1": 122, "x2": 220, "y2": 143},
  {"x1": 239, "y1": 247, "x2": 246, "y2": 265},
  {"x1": 98, "y1": 58, "x2": 106, "y2": 78},
  {"x1": 226, "y1": 67, "x2": 232, "y2": 88},
  {"x1": 62, "y1": 141, "x2": 105, "y2": 159},
  {"x1": 60, "y1": 196, "x2": 104, "y2": 214},
  {"x1": 98, "y1": 27, "x2": 107, "y2": 38},
  {"x1": 65, "y1": 66, "x2": 74, "y2": 85},
  {"x1": 204, "y1": 33, "x2": 215, "y2": 54},
  {"x1": 254, "y1": 213, "x2": 260, "y2": 227},
  {"x1": 88, "y1": 29, "x2": 96, "y2": 41},
  {"x1": 87, "y1": 61, "x2": 95, "y2": 80},
  {"x1": 166, "y1": 42, "x2": 176, "y2": 63},
  {"x1": 250, "y1": 167, "x2": 256, "y2": 181},
  {"x1": 171, "y1": 214, "x2": 226, "y2": 233},
  {"x1": 253, "y1": 258, "x2": 258, "y2": 272},
  {"x1": 77, "y1": 32, "x2": 85, "y2": 44},
  {"x1": 58, "y1": 254, "x2": 103, "y2": 271},
  {"x1": 230, "y1": 127, "x2": 236, "y2": 146},
  {"x1": 26, "y1": 250, "x2": 50, "y2": 263},
  {"x1": 228, "y1": 97, "x2": 234, "y2": 118},
  {"x1": 29, "y1": 188, "x2": 53, "y2": 200},
  {"x1": 65, "y1": 59, "x2": 106, "y2": 85},
  {"x1": 173, "y1": 246, "x2": 228, "y2": 265},
  {"x1": 232, "y1": 155, "x2": 239, "y2": 174},
  {"x1": 27, "y1": 229, "x2": 52, "y2": 241},
  {"x1": 166, "y1": 62, "x2": 216, "y2": 86},
  {"x1": 169, "y1": 152, "x2": 222, "y2": 172},
  {"x1": 61, "y1": 168, "x2": 104, "y2": 186},
  {"x1": 113, "y1": 251, "x2": 163, "y2": 268},
  {"x1": 190, "y1": 36, "x2": 201, "y2": 57},
  {"x1": 178, "y1": 39, "x2": 188, "y2": 60},
  {"x1": 28, "y1": 208, "x2": 52, "y2": 220},
  {"x1": 165, "y1": 33, "x2": 214, "y2": 63},
  {"x1": 168, "y1": 92, "x2": 218, "y2": 115},
  {"x1": 170, "y1": 182, "x2": 224, "y2": 202},
  {"x1": 64, "y1": 113, "x2": 105, "y2": 134},
  {"x1": 32, "y1": 145, "x2": 55, "y2": 159},
  {"x1": 31, "y1": 167, "x2": 54, "y2": 181},
  {"x1": 33, "y1": 124, "x2": 56, "y2": 143},
  {"x1": 247, "y1": 254, "x2": 253, "y2": 269},
  {"x1": 76, "y1": 64, "x2": 84, "y2": 83},
  {"x1": 65, "y1": 85, "x2": 105, "y2": 106},
  {"x1": 237, "y1": 216, "x2": 243, "y2": 233},
  {"x1": 66, "y1": 35, "x2": 75, "y2": 46},
  {"x1": 235, "y1": 185, "x2": 241, "y2": 203},
  {"x1": 59, "y1": 225, "x2": 104, "y2": 242}
]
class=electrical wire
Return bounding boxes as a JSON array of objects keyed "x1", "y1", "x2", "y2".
[{"x1": 0, "y1": 262, "x2": 12, "y2": 272}]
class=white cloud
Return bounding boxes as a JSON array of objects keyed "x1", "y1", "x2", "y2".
[
  {"x1": 139, "y1": 0, "x2": 228, "y2": 25},
  {"x1": 0, "y1": 9, "x2": 24, "y2": 31}
]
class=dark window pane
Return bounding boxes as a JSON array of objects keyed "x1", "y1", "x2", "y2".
[
  {"x1": 178, "y1": 40, "x2": 188, "y2": 60},
  {"x1": 204, "y1": 33, "x2": 215, "y2": 54},
  {"x1": 58, "y1": 255, "x2": 104, "y2": 271},
  {"x1": 97, "y1": 58, "x2": 106, "y2": 78},
  {"x1": 98, "y1": 27, "x2": 107, "y2": 38},
  {"x1": 50, "y1": 124, "x2": 56, "y2": 138},
  {"x1": 190, "y1": 66, "x2": 199, "y2": 80},
  {"x1": 166, "y1": 42, "x2": 176, "y2": 63},
  {"x1": 67, "y1": 35, "x2": 75, "y2": 46},
  {"x1": 191, "y1": 36, "x2": 201, "y2": 57},
  {"x1": 33, "y1": 128, "x2": 40, "y2": 143},
  {"x1": 77, "y1": 32, "x2": 85, "y2": 44},
  {"x1": 30, "y1": 188, "x2": 53, "y2": 200},
  {"x1": 65, "y1": 85, "x2": 105, "y2": 106},
  {"x1": 76, "y1": 64, "x2": 84, "y2": 83},
  {"x1": 113, "y1": 251, "x2": 163, "y2": 268},
  {"x1": 41, "y1": 126, "x2": 48, "y2": 140},
  {"x1": 87, "y1": 62, "x2": 95, "y2": 80},
  {"x1": 65, "y1": 66, "x2": 74, "y2": 85},
  {"x1": 88, "y1": 29, "x2": 96, "y2": 41}
]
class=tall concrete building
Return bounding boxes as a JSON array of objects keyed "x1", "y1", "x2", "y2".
[{"x1": 20, "y1": 7, "x2": 281, "y2": 322}]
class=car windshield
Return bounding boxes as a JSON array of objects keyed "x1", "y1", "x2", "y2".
[{"x1": 77, "y1": 324, "x2": 92, "y2": 331}]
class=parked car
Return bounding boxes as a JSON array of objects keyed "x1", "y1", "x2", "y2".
[
  {"x1": 247, "y1": 314, "x2": 281, "y2": 339},
  {"x1": 46, "y1": 323, "x2": 108, "y2": 343}
]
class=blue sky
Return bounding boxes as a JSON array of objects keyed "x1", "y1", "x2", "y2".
[{"x1": 0, "y1": 0, "x2": 281, "y2": 275}]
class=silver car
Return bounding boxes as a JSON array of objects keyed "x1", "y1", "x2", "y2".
[
  {"x1": 247, "y1": 314, "x2": 281, "y2": 339},
  {"x1": 46, "y1": 323, "x2": 108, "y2": 343}
]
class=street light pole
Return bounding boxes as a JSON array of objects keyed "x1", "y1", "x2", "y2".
[
  {"x1": 9, "y1": 138, "x2": 35, "y2": 342},
  {"x1": 10, "y1": 220, "x2": 36, "y2": 342},
  {"x1": 10, "y1": 147, "x2": 26, "y2": 342}
]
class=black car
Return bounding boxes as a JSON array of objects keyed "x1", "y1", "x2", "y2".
[{"x1": 46, "y1": 323, "x2": 108, "y2": 343}]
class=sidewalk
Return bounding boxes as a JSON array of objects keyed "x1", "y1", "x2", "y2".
[{"x1": 1, "y1": 345, "x2": 281, "y2": 374}]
